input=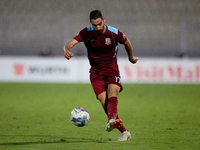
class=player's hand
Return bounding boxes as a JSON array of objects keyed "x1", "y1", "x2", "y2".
[
  {"x1": 64, "y1": 49, "x2": 74, "y2": 60},
  {"x1": 129, "y1": 56, "x2": 139, "y2": 64}
]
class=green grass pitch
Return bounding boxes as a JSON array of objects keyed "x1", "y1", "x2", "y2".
[{"x1": 0, "y1": 83, "x2": 200, "y2": 150}]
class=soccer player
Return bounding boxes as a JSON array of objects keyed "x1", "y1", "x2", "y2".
[{"x1": 64, "y1": 10, "x2": 139, "y2": 141}]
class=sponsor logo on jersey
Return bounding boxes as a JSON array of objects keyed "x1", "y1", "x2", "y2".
[{"x1": 105, "y1": 38, "x2": 111, "y2": 45}]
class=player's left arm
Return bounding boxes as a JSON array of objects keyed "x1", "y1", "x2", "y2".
[{"x1": 123, "y1": 38, "x2": 139, "y2": 64}]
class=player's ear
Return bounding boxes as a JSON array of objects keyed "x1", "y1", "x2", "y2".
[{"x1": 103, "y1": 17, "x2": 106, "y2": 23}]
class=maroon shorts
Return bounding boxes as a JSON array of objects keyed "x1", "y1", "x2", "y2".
[{"x1": 90, "y1": 73, "x2": 123, "y2": 98}]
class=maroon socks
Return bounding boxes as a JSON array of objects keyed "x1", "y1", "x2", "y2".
[{"x1": 107, "y1": 97, "x2": 127, "y2": 133}]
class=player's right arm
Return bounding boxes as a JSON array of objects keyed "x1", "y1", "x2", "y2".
[{"x1": 63, "y1": 39, "x2": 79, "y2": 60}]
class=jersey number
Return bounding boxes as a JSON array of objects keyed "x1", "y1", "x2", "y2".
[{"x1": 115, "y1": 76, "x2": 121, "y2": 84}]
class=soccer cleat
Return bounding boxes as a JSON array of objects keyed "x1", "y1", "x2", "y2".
[
  {"x1": 118, "y1": 130, "x2": 131, "y2": 141},
  {"x1": 112, "y1": 119, "x2": 123, "y2": 129},
  {"x1": 105, "y1": 119, "x2": 115, "y2": 132},
  {"x1": 105, "y1": 119, "x2": 123, "y2": 132}
]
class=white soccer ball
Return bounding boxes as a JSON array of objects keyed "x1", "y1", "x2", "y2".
[{"x1": 70, "y1": 107, "x2": 90, "y2": 127}]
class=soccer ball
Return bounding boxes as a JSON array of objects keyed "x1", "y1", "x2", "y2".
[{"x1": 70, "y1": 107, "x2": 90, "y2": 127}]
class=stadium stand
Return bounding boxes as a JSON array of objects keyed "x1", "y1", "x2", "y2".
[{"x1": 0, "y1": 0, "x2": 200, "y2": 57}]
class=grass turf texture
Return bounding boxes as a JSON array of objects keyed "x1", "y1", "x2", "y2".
[{"x1": 0, "y1": 83, "x2": 200, "y2": 150}]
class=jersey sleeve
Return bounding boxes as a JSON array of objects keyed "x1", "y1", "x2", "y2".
[
  {"x1": 117, "y1": 29, "x2": 127, "y2": 44},
  {"x1": 73, "y1": 27, "x2": 87, "y2": 42}
]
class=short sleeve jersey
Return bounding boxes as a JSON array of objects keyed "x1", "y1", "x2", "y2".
[{"x1": 73, "y1": 25, "x2": 127, "y2": 76}]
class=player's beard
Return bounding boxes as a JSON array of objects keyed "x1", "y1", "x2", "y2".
[{"x1": 96, "y1": 25, "x2": 104, "y2": 34}]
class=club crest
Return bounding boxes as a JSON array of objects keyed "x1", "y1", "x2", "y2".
[{"x1": 105, "y1": 38, "x2": 111, "y2": 45}]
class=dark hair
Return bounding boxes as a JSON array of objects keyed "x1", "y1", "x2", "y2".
[{"x1": 89, "y1": 10, "x2": 103, "y2": 20}]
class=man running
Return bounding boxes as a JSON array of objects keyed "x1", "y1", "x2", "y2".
[{"x1": 64, "y1": 10, "x2": 139, "y2": 141}]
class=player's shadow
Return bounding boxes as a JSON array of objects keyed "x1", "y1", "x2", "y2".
[{"x1": 0, "y1": 137, "x2": 107, "y2": 146}]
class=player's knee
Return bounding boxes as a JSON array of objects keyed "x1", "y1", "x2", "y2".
[
  {"x1": 97, "y1": 92, "x2": 106, "y2": 101},
  {"x1": 107, "y1": 89, "x2": 119, "y2": 99},
  {"x1": 107, "y1": 84, "x2": 120, "y2": 98}
]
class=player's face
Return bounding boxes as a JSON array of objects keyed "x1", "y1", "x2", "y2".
[{"x1": 90, "y1": 17, "x2": 105, "y2": 34}]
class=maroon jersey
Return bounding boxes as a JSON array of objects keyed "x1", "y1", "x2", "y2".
[{"x1": 73, "y1": 25, "x2": 127, "y2": 76}]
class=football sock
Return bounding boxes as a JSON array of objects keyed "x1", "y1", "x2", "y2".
[
  {"x1": 107, "y1": 97, "x2": 127, "y2": 133},
  {"x1": 107, "y1": 97, "x2": 118, "y2": 120},
  {"x1": 118, "y1": 123, "x2": 127, "y2": 133}
]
